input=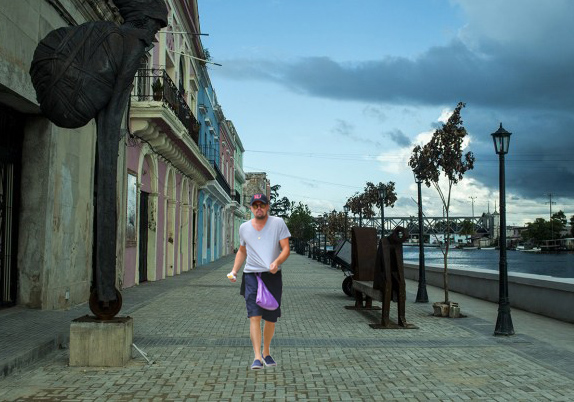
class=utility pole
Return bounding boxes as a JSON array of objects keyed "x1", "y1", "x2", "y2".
[
  {"x1": 468, "y1": 196, "x2": 477, "y2": 242},
  {"x1": 469, "y1": 196, "x2": 476, "y2": 218},
  {"x1": 546, "y1": 193, "x2": 556, "y2": 240}
]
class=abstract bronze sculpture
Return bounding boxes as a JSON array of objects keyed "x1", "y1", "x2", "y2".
[
  {"x1": 372, "y1": 226, "x2": 413, "y2": 328},
  {"x1": 30, "y1": 0, "x2": 168, "y2": 319}
]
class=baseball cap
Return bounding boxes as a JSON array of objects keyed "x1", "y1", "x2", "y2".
[{"x1": 250, "y1": 193, "x2": 269, "y2": 206}]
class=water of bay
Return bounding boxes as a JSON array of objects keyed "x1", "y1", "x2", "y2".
[{"x1": 402, "y1": 246, "x2": 574, "y2": 279}]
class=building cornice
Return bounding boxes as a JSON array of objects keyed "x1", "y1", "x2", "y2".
[{"x1": 130, "y1": 103, "x2": 215, "y2": 186}]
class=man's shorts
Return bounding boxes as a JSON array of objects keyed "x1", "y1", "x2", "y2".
[{"x1": 241, "y1": 271, "x2": 282, "y2": 323}]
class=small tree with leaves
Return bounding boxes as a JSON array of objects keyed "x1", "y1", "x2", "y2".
[
  {"x1": 409, "y1": 102, "x2": 475, "y2": 304},
  {"x1": 460, "y1": 219, "x2": 475, "y2": 237},
  {"x1": 286, "y1": 202, "x2": 315, "y2": 242},
  {"x1": 269, "y1": 184, "x2": 291, "y2": 219},
  {"x1": 325, "y1": 210, "x2": 348, "y2": 245},
  {"x1": 346, "y1": 181, "x2": 397, "y2": 227}
]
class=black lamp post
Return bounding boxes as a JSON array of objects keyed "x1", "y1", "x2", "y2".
[
  {"x1": 323, "y1": 213, "x2": 328, "y2": 264},
  {"x1": 414, "y1": 172, "x2": 428, "y2": 303},
  {"x1": 344, "y1": 205, "x2": 349, "y2": 241},
  {"x1": 492, "y1": 123, "x2": 515, "y2": 336},
  {"x1": 358, "y1": 200, "x2": 363, "y2": 227},
  {"x1": 378, "y1": 184, "x2": 386, "y2": 238},
  {"x1": 313, "y1": 217, "x2": 321, "y2": 261}
]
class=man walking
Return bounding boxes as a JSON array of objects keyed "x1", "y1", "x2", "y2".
[{"x1": 228, "y1": 193, "x2": 291, "y2": 369}]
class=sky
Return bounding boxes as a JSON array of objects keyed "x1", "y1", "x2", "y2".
[{"x1": 197, "y1": 0, "x2": 574, "y2": 226}]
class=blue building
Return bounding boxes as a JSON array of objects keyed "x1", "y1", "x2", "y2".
[{"x1": 196, "y1": 70, "x2": 233, "y2": 265}]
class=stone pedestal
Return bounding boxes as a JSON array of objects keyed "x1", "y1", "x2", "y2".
[{"x1": 69, "y1": 315, "x2": 133, "y2": 367}]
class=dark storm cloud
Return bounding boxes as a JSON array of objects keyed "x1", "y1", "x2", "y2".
[
  {"x1": 218, "y1": 38, "x2": 573, "y2": 112},
  {"x1": 214, "y1": 1, "x2": 574, "y2": 200},
  {"x1": 463, "y1": 109, "x2": 574, "y2": 198}
]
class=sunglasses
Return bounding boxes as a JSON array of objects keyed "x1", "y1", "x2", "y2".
[{"x1": 252, "y1": 203, "x2": 267, "y2": 209}]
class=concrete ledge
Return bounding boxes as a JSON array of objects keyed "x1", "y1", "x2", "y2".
[
  {"x1": 1, "y1": 334, "x2": 67, "y2": 379},
  {"x1": 69, "y1": 316, "x2": 133, "y2": 367},
  {"x1": 404, "y1": 263, "x2": 574, "y2": 323}
]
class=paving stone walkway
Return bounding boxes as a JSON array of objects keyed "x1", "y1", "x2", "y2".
[{"x1": 1, "y1": 253, "x2": 573, "y2": 401}]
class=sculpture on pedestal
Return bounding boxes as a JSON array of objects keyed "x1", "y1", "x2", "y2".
[{"x1": 30, "y1": 0, "x2": 168, "y2": 319}]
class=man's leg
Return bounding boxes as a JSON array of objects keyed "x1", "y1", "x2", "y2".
[
  {"x1": 249, "y1": 316, "x2": 263, "y2": 361},
  {"x1": 262, "y1": 320, "x2": 276, "y2": 358}
]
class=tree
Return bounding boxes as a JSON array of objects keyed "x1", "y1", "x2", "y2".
[
  {"x1": 409, "y1": 102, "x2": 475, "y2": 304},
  {"x1": 286, "y1": 202, "x2": 315, "y2": 241},
  {"x1": 269, "y1": 184, "x2": 291, "y2": 219},
  {"x1": 521, "y1": 218, "x2": 551, "y2": 245},
  {"x1": 551, "y1": 210, "x2": 567, "y2": 238},
  {"x1": 345, "y1": 181, "x2": 397, "y2": 226},
  {"x1": 325, "y1": 210, "x2": 347, "y2": 245},
  {"x1": 571, "y1": 215, "x2": 574, "y2": 237},
  {"x1": 522, "y1": 211, "x2": 568, "y2": 244},
  {"x1": 460, "y1": 219, "x2": 475, "y2": 236}
]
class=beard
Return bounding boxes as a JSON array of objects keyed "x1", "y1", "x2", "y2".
[{"x1": 254, "y1": 211, "x2": 267, "y2": 220}]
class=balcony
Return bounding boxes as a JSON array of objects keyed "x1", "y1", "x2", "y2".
[
  {"x1": 213, "y1": 162, "x2": 231, "y2": 197},
  {"x1": 132, "y1": 69, "x2": 201, "y2": 144},
  {"x1": 200, "y1": 145, "x2": 231, "y2": 196},
  {"x1": 234, "y1": 159, "x2": 246, "y2": 183}
]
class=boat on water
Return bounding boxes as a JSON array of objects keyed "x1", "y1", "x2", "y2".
[
  {"x1": 516, "y1": 245, "x2": 542, "y2": 253},
  {"x1": 521, "y1": 247, "x2": 542, "y2": 253},
  {"x1": 454, "y1": 245, "x2": 478, "y2": 250}
]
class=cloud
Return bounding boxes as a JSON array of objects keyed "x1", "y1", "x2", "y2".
[
  {"x1": 385, "y1": 129, "x2": 411, "y2": 147},
  {"x1": 214, "y1": 0, "x2": 574, "y2": 202},
  {"x1": 331, "y1": 119, "x2": 354, "y2": 137},
  {"x1": 362, "y1": 105, "x2": 387, "y2": 123},
  {"x1": 330, "y1": 119, "x2": 383, "y2": 148}
]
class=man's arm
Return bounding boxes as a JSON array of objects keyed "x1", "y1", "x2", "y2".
[
  {"x1": 269, "y1": 237, "x2": 290, "y2": 274},
  {"x1": 228, "y1": 245, "x2": 247, "y2": 282}
]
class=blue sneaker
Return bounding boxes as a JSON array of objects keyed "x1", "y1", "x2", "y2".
[
  {"x1": 263, "y1": 355, "x2": 277, "y2": 367},
  {"x1": 250, "y1": 359, "x2": 263, "y2": 370}
]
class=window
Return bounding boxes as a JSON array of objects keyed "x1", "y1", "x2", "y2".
[{"x1": 126, "y1": 172, "x2": 137, "y2": 245}]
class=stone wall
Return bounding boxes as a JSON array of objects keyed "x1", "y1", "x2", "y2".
[
  {"x1": 243, "y1": 172, "x2": 270, "y2": 208},
  {"x1": 404, "y1": 263, "x2": 574, "y2": 323},
  {"x1": 1, "y1": 0, "x2": 117, "y2": 309}
]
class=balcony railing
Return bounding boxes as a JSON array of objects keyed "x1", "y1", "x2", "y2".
[
  {"x1": 200, "y1": 145, "x2": 231, "y2": 197},
  {"x1": 132, "y1": 69, "x2": 201, "y2": 144},
  {"x1": 200, "y1": 145, "x2": 216, "y2": 164},
  {"x1": 213, "y1": 162, "x2": 231, "y2": 197}
]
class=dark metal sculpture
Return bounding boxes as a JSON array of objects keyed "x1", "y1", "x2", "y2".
[
  {"x1": 30, "y1": 0, "x2": 168, "y2": 319},
  {"x1": 346, "y1": 227, "x2": 379, "y2": 309},
  {"x1": 372, "y1": 226, "x2": 416, "y2": 329}
]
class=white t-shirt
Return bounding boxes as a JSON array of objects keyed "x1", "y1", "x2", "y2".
[{"x1": 239, "y1": 216, "x2": 291, "y2": 273}]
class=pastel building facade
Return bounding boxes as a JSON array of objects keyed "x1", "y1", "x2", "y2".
[{"x1": 0, "y1": 0, "x2": 247, "y2": 310}]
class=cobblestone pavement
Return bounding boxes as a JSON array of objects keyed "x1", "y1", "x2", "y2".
[{"x1": 1, "y1": 253, "x2": 573, "y2": 401}]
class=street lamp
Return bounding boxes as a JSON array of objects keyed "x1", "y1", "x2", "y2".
[
  {"x1": 358, "y1": 200, "x2": 363, "y2": 227},
  {"x1": 317, "y1": 216, "x2": 325, "y2": 263},
  {"x1": 492, "y1": 123, "x2": 514, "y2": 336},
  {"x1": 323, "y1": 213, "x2": 328, "y2": 264},
  {"x1": 378, "y1": 184, "x2": 386, "y2": 238},
  {"x1": 313, "y1": 217, "x2": 321, "y2": 261},
  {"x1": 343, "y1": 205, "x2": 349, "y2": 241},
  {"x1": 414, "y1": 172, "x2": 428, "y2": 303}
]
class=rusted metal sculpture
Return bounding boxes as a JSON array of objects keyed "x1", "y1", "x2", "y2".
[
  {"x1": 30, "y1": 0, "x2": 168, "y2": 319},
  {"x1": 372, "y1": 226, "x2": 416, "y2": 329},
  {"x1": 344, "y1": 227, "x2": 381, "y2": 310}
]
